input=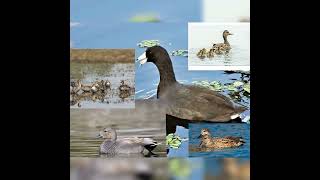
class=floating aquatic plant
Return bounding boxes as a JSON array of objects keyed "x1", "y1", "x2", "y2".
[
  {"x1": 137, "y1": 40, "x2": 160, "y2": 48},
  {"x1": 233, "y1": 81, "x2": 244, "y2": 87},
  {"x1": 192, "y1": 79, "x2": 250, "y2": 103},
  {"x1": 209, "y1": 81, "x2": 224, "y2": 91},
  {"x1": 129, "y1": 13, "x2": 160, "y2": 23},
  {"x1": 171, "y1": 50, "x2": 188, "y2": 57},
  {"x1": 243, "y1": 83, "x2": 250, "y2": 93},
  {"x1": 226, "y1": 84, "x2": 239, "y2": 92},
  {"x1": 166, "y1": 133, "x2": 182, "y2": 149}
]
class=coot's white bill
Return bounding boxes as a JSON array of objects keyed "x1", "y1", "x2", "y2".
[{"x1": 137, "y1": 52, "x2": 147, "y2": 65}]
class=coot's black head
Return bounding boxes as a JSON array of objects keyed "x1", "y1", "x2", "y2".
[{"x1": 137, "y1": 46, "x2": 170, "y2": 65}]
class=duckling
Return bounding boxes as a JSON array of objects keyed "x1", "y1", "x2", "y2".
[
  {"x1": 198, "y1": 128, "x2": 245, "y2": 149},
  {"x1": 212, "y1": 45, "x2": 224, "y2": 55},
  {"x1": 70, "y1": 80, "x2": 81, "y2": 94},
  {"x1": 119, "y1": 80, "x2": 131, "y2": 92},
  {"x1": 80, "y1": 82, "x2": 93, "y2": 93},
  {"x1": 119, "y1": 91, "x2": 131, "y2": 100},
  {"x1": 212, "y1": 30, "x2": 233, "y2": 53},
  {"x1": 80, "y1": 82, "x2": 99, "y2": 93},
  {"x1": 91, "y1": 81, "x2": 101, "y2": 93},
  {"x1": 196, "y1": 48, "x2": 207, "y2": 59},
  {"x1": 207, "y1": 48, "x2": 215, "y2": 58},
  {"x1": 104, "y1": 80, "x2": 111, "y2": 90}
]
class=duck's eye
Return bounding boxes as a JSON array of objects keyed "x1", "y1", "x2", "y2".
[{"x1": 104, "y1": 130, "x2": 107, "y2": 132}]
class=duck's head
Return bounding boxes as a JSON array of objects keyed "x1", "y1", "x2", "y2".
[
  {"x1": 198, "y1": 128, "x2": 211, "y2": 138},
  {"x1": 223, "y1": 30, "x2": 233, "y2": 37},
  {"x1": 97, "y1": 128, "x2": 117, "y2": 139},
  {"x1": 137, "y1": 46, "x2": 170, "y2": 65}
]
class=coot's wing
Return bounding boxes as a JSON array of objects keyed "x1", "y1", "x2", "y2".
[{"x1": 164, "y1": 84, "x2": 244, "y2": 121}]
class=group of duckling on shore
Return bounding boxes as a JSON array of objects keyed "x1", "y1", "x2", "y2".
[
  {"x1": 70, "y1": 80, "x2": 134, "y2": 107},
  {"x1": 196, "y1": 30, "x2": 233, "y2": 59},
  {"x1": 71, "y1": 79, "x2": 112, "y2": 94}
]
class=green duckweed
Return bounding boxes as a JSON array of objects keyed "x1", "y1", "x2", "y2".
[
  {"x1": 137, "y1": 40, "x2": 160, "y2": 48},
  {"x1": 166, "y1": 133, "x2": 182, "y2": 149}
]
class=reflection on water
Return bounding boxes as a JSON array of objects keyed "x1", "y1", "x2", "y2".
[
  {"x1": 189, "y1": 123, "x2": 250, "y2": 158},
  {"x1": 70, "y1": 100, "x2": 167, "y2": 158},
  {"x1": 70, "y1": 62, "x2": 135, "y2": 108}
]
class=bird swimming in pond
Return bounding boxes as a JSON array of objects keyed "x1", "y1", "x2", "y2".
[
  {"x1": 207, "y1": 48, "x2": 215, "y2": 58},
  {"x1": 137, "y1": 46, "x2": 246, "y2": 122},
  {"x1": 196, "y1": 48, "x2": 207, "y2": 59},
  {"x1": 97, "y1": 128, "x2": 159, "y2": 156},
  {"x1": 212, "y1": 30, "x2": 233, "y2": 53},
  {"x1": 198, "y1": 128, "x2": 245, "y2": 149}
]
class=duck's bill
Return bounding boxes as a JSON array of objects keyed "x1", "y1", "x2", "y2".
[
  {"x1": 197, "y1": 135, "x2": 202, "y2": 139},
  {"x1": 229, "y1": 33, "x2": 233, "y2": 35},
  {"x1": 137, "y1": 52, "x2": 148, "y2": 65}
]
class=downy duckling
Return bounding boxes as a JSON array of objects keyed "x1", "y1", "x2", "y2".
[
  {"x1": 91, "y1": 81, "x2": 101, "y2": 93},
  {"x1": 104, "y1": 80, "x2": 111, "y2": 90},
  {"x1": 212, "y1": 45, "x2": 224, "y2": 55},
  {"x1": 119, "y1": 91, "x2": 131, "y2": 100},
  {"x1": 207, "y1": 48, "x2": 215, "y2": 58},
  {"x1": 196, "y1": 48, "x2": 207, "y2": 59},
  {"x1": 80, "y1": 82, "x2": 99, "y2": 93},
  {"x1": 71, "y1": 80, "x2": 81, "y2": 94},
  {"x1": 119, "y1": 80, "x2": 131, "y2": 92},
  {"x1": 198, "y1": 128, "x2": 245, "y2": 149},
  {"x1": 212, "y1": 30, "x2": 233, "y2": 53}
]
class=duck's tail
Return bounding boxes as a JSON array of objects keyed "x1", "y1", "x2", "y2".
[
  {"x1": 239, "y1": 137, "x2": 245, "y2": 143},
  {"x1": 143, "y1": 138, "x2": 160, "y2": 152}
]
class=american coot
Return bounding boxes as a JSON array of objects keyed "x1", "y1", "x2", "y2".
[
  {"x1": 137, "y1": 46, "x2": 246, "y2": 122},
  {"x1": 97, "y1": 128, "x2": 159, "y2": 155},
  {"x1": 198, "y1": 128, "x2": 245, "y2": 149},
  {"x1": 212, "y1": 30, "x2": 233, "y2": 53}
]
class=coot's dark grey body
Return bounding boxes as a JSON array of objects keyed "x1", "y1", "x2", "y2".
[{"x1": 137, "y1": 46, "x2": 246, "y2": 122}]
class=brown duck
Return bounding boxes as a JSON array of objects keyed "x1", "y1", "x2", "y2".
[
  {"x1": 198, "y1": 128, "x2": 245, "y2": 149},
  {"x1": 212, "y1": 30, "x2": 233, "y2": 53}
]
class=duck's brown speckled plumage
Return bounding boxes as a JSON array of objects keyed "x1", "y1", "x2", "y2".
[
  {"x1": 212, "y1": 30, "x2": 233, "y2": 53},
  {"x1": 199, "y1": 128, "x2": 245, "y2": 149}
]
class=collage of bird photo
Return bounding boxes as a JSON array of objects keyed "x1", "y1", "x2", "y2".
[{"x1": 70, "y1": 0, "x2": 250, "y2": 179}]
